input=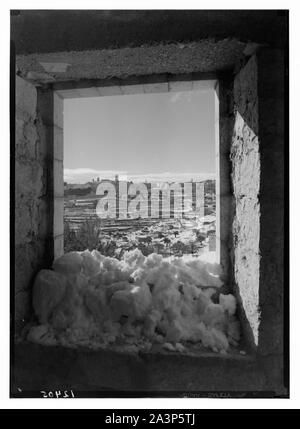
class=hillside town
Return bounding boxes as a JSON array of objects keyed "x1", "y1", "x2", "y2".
[{"x1": 64, "y1": 177, "x2": 216, "y2": 260}]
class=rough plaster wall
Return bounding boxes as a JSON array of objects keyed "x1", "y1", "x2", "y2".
[
  {"x1": 231, "y1": 50, "x2": 285, "y2": 362},
  {"x1": 16, "y1": 39, "x2": 246, "y2": 84},
  {"x1": 15, "y1": 76, "x2": 52, "y2": 332},
  {"x1": 231, "y1": 55, "x2": 260, "y2": 346}
]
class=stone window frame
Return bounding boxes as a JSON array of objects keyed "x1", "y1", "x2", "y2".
[
  {"x1": 14, "y1": 45, "x2": 287, "y2": 396},
  {"x1": 52, "y1": 76, "x2": 232, "y2": 279},
  {"x1": 34, "y1": 71, "x2": 250, "y2": 354}
]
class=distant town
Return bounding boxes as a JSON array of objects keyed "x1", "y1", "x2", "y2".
[{"x1": 64, "y1": 176, "x2": 216, "y2": 260}]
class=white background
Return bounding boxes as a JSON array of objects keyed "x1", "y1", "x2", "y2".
[{"x1": 0, "y1": 0, "x2": 298, "y2": 409}]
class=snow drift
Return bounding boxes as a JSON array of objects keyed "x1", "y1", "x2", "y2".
[{"x1": 28, "y1": 249, "x2": 240, "y2": 353}]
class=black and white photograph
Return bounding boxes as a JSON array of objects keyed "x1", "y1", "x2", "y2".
[{"x1": 3, "y1": 5, "x2": 294, "y2": 408}]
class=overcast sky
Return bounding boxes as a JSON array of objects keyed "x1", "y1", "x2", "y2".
[{"x1": 64, "y1": 89, "x2": 215, "y2": 183}]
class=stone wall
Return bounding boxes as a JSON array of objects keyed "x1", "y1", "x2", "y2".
[
  {"x1": 217, "y1": 77, "x2": 235, "y2": 284},
  {"x1": 231, "y1": 50, "x2": 285, "y2": 365},
  {"x1": 257, "y1": 49, "x2": 285, "y2": 358},
  {"x1": 53, "y1": 92, "x2": 64, "y2": 258},
  {"x1": 14, "y1": 77, "x2": 53, "y2": 332},
  {"x1": 231, "y1": 55, "x2": 260, "y2": 347}
]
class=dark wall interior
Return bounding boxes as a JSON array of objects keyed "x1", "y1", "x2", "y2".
[{"x1": 11, "y1": 10, "x2": 288, "y2": 55}]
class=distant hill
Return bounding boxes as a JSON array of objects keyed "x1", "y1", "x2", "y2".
[
  {"x1": 64, "y1": 182, "x2": 94, "y2": 197},
  {"x1": 64, "y1": 179, "x2": 216, "y2": 197}
]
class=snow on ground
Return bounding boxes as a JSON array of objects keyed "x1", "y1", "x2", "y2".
[{"x1": 27, "y1": 249, "x2": 240, "y2": 354}]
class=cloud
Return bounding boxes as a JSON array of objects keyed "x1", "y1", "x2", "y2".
[
  {"x1": 64, "y1": 168, "x2": 127, "y2": 183},
  {"x1": 129, "y1": 172, "x2": 215, "y2": 183},
  {"x1": 64, "y1": 168, "x2": 215, "y2": 184}
]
